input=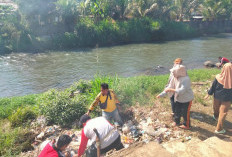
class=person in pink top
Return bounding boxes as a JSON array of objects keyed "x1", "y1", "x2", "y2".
[
  {"x1": 218, "y1": 56, "x2": 230, "y2": 67},
  {"x1": 38, "y1": 134, "x2": 72, "y2": 157}
]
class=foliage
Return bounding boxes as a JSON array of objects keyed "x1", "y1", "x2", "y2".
[
  {"x1": 174, "y1": 0, "x2": 203, "y2": 21},
  {"x1": 9, "y1": 106, "x2": 37, "y2": 127},
  {"x1": 0, "y1": 120, "x2": 33, "y2": 156},
  {"x1": 52, "y1": 17, "x2": 162, "y2": 48},
  {"x1": 202, "y1": 0, "x2": 232, "y2": 20},
  {"x1": 55, "y1": 0, "x2": 80, "y2": 31},
  {"x1": 0, "y1": 0, "x2": 231, "y2": 53},
  {"x1": 38, "y1": 89, "x2": 87, "y2": 127},
  {"x1": 160, "y1": 21, "x2": 198, "y2": 40},
  {"x1": 0, "y1": 94, "x2": 38, "y2": 119}
]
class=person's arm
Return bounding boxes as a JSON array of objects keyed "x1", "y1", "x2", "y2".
[
  {"x1": 208, "y1": 79, "x2": 217, "y2": 95},
  {"x1": 173, "y1": 78, "x2": 190, "y2": 95},
  {"x1": 157, "y1": 91, "x2": 167, "y2": 98},
  {"x1": 77, "y1": 129, "x2": 88, "y2": 157},
  {"x1": 87, "y1": 93, "x2": 101, "y2": 115}
]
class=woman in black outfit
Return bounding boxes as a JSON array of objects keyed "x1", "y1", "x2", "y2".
[{"x1": 208, "y1": 63, "x2": 232, "y2": 134}]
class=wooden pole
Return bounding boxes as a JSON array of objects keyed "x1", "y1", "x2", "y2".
[{"x1": 93, "y1": 128, "x2": 101, "y2": 157}]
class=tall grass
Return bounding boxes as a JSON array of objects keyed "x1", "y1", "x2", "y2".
[
  {"x1": 0, "y1": 120, "x2": 29, "y2": 156},
  {"x1": 0, "y1": 94, "x2": 39, "y2": 119}
]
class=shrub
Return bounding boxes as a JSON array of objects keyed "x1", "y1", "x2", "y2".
[
  {"x1": 160, "y1": 21, "x2": 197, "y2": 40},
  {"x1": 38, "y1": 89, "x2": 87, "y2": 127},
  {"x1": 9, "y1": 106, "x2": 37, "y2": 127}
]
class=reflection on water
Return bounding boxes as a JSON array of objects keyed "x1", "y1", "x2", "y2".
[{"x1": 1, "y1": 33, "x2": 232, "y2": 97}]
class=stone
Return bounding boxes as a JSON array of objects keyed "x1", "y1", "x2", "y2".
[{"x1": 204, "y1": 61, "x2": 215, "y2": 67}]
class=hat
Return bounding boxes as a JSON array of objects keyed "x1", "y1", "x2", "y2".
[
  {"x1": 79, "y1": 114, "x2": 91, "y2": 128},
  {"x1": 174, "y1": 58, "x2": 183, "y2": 64}
]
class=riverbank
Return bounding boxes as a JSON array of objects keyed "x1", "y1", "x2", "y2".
[
  {"x1": 0, "y1": 68, "x2": 224, "y2": 156},
  {"x1": 1, "y1": 17, "x2": 232, "y2": 54}
]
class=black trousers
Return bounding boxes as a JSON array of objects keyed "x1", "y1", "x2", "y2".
[
  {"x1": 170, "y1": 95, "x2": 176, "y2": 114},
  {"x1": 101, "y1": 135, "x2": 124, "y2": 154},
  {"x1": 86, "y1": 135, "x2": 124, "y2": 157},
  {"x1": 174, "y1": 101, "x2": 192, "y2": 127}
]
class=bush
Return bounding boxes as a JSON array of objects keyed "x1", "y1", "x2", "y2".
[
  {"x1": 160, "y1": 21, "x2": 198, "y2": 40},
  {"x1": 9, "y1": 106, "x2": 37, "y2": 127},
  {"x1": 38, "y1": 89, "x2": 87, "y2": 127}
]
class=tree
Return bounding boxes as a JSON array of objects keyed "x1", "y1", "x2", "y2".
[
  {"x1": 174, "y1": 0, "x2": 203, "y2": 21},
  {"x1": 202, "y1": 0, "x2": 232, "y2": 20},
  {"x1": 55, "y1": 0, "x2": 80, "y2": 31}
]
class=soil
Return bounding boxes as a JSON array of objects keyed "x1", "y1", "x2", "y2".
[{"x1": 108, "y1": 81, "x2": 232, "y2": 156}]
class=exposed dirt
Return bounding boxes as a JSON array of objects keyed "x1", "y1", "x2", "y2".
[{"x1": 108, "y1": 81, "x2": 232, "y2": 156}]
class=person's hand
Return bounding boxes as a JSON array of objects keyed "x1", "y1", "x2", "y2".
[
  {"x1": 156, "y1": 95, "x2": 161, "y2": 99},
  {"x1": 64, "y1": 151, "x2": 71, "y2": 157},
  {"x1": 86, "y1": 111, "x2": 90, "y2": 115},
  {"x1": 165, "y1": 88, "x2": 175, "y2": 93},
  {"x1": 204, "y1": 95, "x2": 209, "y2": 100}
]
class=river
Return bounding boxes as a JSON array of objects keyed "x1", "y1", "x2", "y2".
[{"x1": 1, "y1": 33, "x2": 232, "y2": 98}]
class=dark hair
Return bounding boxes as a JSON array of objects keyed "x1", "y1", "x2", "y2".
[
  {"x1": 218, "y1": 56, "x2": 222, "y2": 59},
  {"x1": 101, "y1": 83, "x2": 109, "y2": 90},
  {"x1": 79, "y1": 114, "x2": 91, "y2": 128},
  {"x1": 57, "y1": 134, "x2": 72, "y2": 148}
]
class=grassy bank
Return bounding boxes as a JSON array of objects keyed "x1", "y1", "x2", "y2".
[
  {"x1": 0, "y1": 68, "x2": 220, "y2": 156},
  {"x1": 48, "y1": 18, "x2": 198, "y2": 50},
  {"x1": 0, "y1": 17, "x2": 198, "y2": 54}
]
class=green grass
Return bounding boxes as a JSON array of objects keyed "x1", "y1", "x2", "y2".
[
  {"x1": 188, "y1": 68, "x2": 220, "y2": 82},
  {"x1": 0, "y1": 120, "x2": 30, "y2": 157},
  {"x1": 0, "y1": 94, "x2": 39, "y2": 119}
]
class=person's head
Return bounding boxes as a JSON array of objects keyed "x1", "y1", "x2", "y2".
[
  {"x1": 101, "y1": 83, "x2": 109, "y2": 95},
  {"x1": 171, "y1": 64, "x2": 187, "y2": 78},
  {"x1": 218, "y1": 56, "x2": 222, "y2": 62},
  {"x1": 56, "y1": 134, "x2": 72, "y2": 151},
  {"x1": 216, "y1": 63, "x2": 232, "y2": 89},
  {"x1": 79, "y1": 114, "x2": 91, "y2": 128},
  {"x1": 173, "y1": 58, "x2": 183, "y2": 66}
]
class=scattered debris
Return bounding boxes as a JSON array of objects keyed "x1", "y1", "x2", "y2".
[{"x1": 20, "y1": 105, "x2": 191, "y2": 157}]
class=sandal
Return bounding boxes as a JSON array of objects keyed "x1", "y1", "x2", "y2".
[
  {"x1": 179, "y1": 125, "x2": 190, "y2": 130},
  {"x1": 215, "y1": 129, "x2": 226, "y2": 134}
]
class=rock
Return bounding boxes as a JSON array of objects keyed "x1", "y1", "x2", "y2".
[{"x1": 204, "y1": 61, "x2": 215, "y2": 67}]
